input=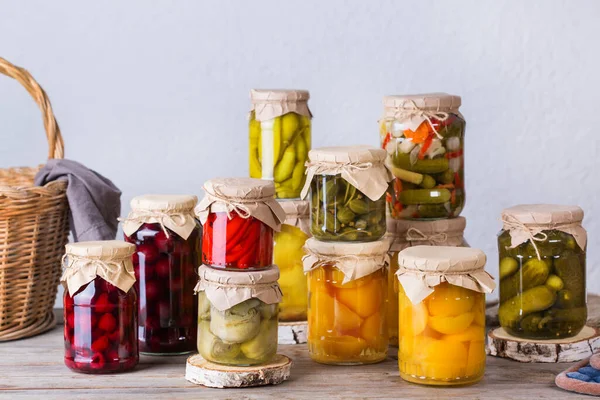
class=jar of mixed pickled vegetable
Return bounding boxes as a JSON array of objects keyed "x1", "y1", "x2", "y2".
[
  {"x1": 274, "y1": 199, "x2": 311, "y2": 322},
  {"x1": 121, "y1": 195, "x2": 201, "y2": 355},
  {"x1": 381, "y1": 93, "x2": 465, "y2": 220},
  {"x1": 304, "y1": 238, "x2": 389, "y2": 365},
  {"x1": 396, "y1": 246, "x2": 495, "y2": 386},
  {"x1": 195, "y1": 265, "x2": 281, "y2": 366},
  {"x1": 386, "y1": 217, "x2": 468, "y2": 347},
  {"x1": 498, "y1": 204, "x2": 587, "y2": 339},
  {"x1": 249, "y1": 89, "x2": 312, "y2": 199},
  {"x1": 301, "y1": 146, "x2": 393, "y2": 242},
  {"x1": 197, "y1": 178, "x2": 286, "y2": 270},
  {"x1": 61, "y1": 241, "x2": 139, "y2": 374}
]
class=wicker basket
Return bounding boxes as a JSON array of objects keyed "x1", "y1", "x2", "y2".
[{"x1": 0, "y1": 57, "x2": 69, "y2": 341}]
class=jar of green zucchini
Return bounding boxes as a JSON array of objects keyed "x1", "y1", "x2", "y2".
[
  {"x1": 380, "y1": 93, "x2": 465, "y2": 220},
  {"x1": 195, "y1": 265, "x2": 282, "y2": 365},
  {"x1": 498, "y1": 204, "x2": 587, "y2": 339},
  {"x1": 300, "y1": 146, "x2": 393, "y2": 242}
]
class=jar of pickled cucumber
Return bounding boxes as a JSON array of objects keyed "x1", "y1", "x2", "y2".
[
  {"x1": 274, "y1": 199, "x2": 311, "y2": 322},
  {"x1": 381, "y1": 93, "x2": 465, "y2": 220},
  {"x1": 121, "y1": 194, "x2": 201, "y2": 355},
  {"x1": 386, "y1": 217, "x2": 468, "y2": 347},
  {"x1": 61, "y1": 241, "x2": 139, "y2": 374},
  {"x1": 304, "y1": 238, "x2": 390, "y2": 365},
  {"x1": 498, "y1": 204, "x2": 587, "y2": 339},
  {"x1": 301, "y1": 146, "x2": 393, "y2": 242},
  {"x1": 196, "y1": 178, "x2": 286, "y2": 270},
  {"x1": 396, "y1": 246, "x2": 495, "y2": 386},
  {"x1": 249, "y1": 89, "x2": 312, "y2": 199},
  {"x1": 195, "y1": 265, "x2": 282, "y2": 366}
]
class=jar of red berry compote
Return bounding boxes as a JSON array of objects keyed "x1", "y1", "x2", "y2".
[
  {"x1": 122, "y1": 194, "x2": 201, "y2": 355},
  {"x1": 62, "y1": 241, "x2": 138, "y2": 374}
]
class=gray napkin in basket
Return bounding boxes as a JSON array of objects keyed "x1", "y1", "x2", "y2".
[{"x1": 34, "y1": 159, "x2": 121, "y2": 242}]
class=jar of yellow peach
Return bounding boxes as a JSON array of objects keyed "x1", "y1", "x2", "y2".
[
  {"x1": 396, "y1": 246, "x2": 495, "y2": 386},
  {"x1": 303, "y1": 238, "x2": 389, "y2": 365}
]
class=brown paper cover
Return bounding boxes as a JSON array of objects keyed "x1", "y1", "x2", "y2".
[
  {"x1": 386, "y1": 217, "x2": 467, "y2": 252},
  {"x1": 250, "y1": 89, "x2": 312, "y2": 121},
  {"x1": 278, "y1": 199, "x2": 310, "y2": 236},
  {"x1": 382, "y1": 93, "x2": 463, "y2": 133}
]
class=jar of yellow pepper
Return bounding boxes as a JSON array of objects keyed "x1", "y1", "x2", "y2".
[
  {"x1": 249, "y1": 89, "x2": 312, "y2": 199},
  {"x1": 386, "y1": 217, "x2": 468, "y2": 347},
  {"x1": 304, "y1": 238, "x2": 389, "y2": 365},
  {"x1": 396, "y1": 246, "x2": 495, "y2": 386}
]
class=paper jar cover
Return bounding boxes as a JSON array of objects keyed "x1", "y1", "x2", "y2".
[
  {"x1": 250, "y1": 89, "x2": 312, "y2": 121},
  {"x1": 386, "y1": 217, "x2": 467, "y2": 252},
  {"x1": 278, "y1": 199, "x2": 311, "y2": 236},
  {"x1": 194, "y1": 265, "x2": 282, "y2": 312},
  {"x1": 396, "y1": 246, "x2": 495, "y2": 305},
  {"x1": 382, "y1": 93, "x2": 462, "y2": 133}
]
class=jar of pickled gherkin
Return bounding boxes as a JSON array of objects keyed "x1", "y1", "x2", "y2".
[
  {"x1": 121, "y1": 194, "x2": 201, "y2": 355},
  {"x1": 303, "y1": 238, "x2": 390, "y2": 365},
  {"x1": 249, "y1": 89, "x2": 312, "y2": 199},
  {"x1": 196, "y1": 178, "x2": 286, "y2": 270},
  {"x1": 274, "y1": 199, "x2": 311, "y2": 322},
  {"x1": 195, "y1": 265, "x2": 282, "y2": 366},
  {"x1": 396, "y1": 246, "x2": 495, "y2": 386},
  {"x1": 386, "y1": 217, "x2": 468, "y2": 347},
  {"x1": 301, "y1": 146, "x2": 393, "y2": 242},
  {"x1": 498, "y1": 204, "x2": 587, "y2": 339},
  {"x1": 381, "y1": 93, "x2": 465, "y2": 220},
  {"x1": 61, "y1": 241, "x2": 139, "y2": 374}
]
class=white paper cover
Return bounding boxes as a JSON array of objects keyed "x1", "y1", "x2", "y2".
[
  {"x1": 250, "y1": 89, "x2": 312, "y2": 121},
  {"x1": 278, "y1": 199, "x2": 310, "y2": 236}
]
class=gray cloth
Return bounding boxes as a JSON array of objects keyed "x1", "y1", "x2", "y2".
[{"x1": 34, "y1": 159, "x2": 121, "y2": 242}]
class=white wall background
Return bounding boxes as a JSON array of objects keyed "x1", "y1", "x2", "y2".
[{"x1": 1, "y1": 0, "x2": 599, "y2": 305}]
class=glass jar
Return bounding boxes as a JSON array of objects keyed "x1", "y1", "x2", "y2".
[
  {"x1": 195, "y1": 265, "x2": 281, "y2": 366},
  {"x1": 274, "y1": 200, "x2": 310, "y2": 322},
  {"x1": 304, "y1": 238, "x2": 389, "y2": 365},
  {"x1": 249, "y1": 89, "x2": 312, "y2": 199},
  {"x1": 122, "y1": 195, "x2": 201, "y2": 355},
  {"x1": 498, "y1": 204, "x2": 587, "y2": 339},
  {"x1": 302, "y1": 146, "x2": 392, "y2": 242},
  {"x1": 396, "y1": 246, "x2": 495, "y2": 386},
  {"x1": 381, "y1": 93, "x2": 465, "y2": 220},
  {"x1": 62, "y1": 241, "x2": 138, "y2": 374},
  {"x1": 386, "y1": 217, "x2": 468, "y2": 347}
]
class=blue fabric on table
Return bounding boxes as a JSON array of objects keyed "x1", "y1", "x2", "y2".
[
  {"x1": 567, "y1": 372, "x2": 592, "y2": 382},
  {"x1": 579, "y1": 367, "x2": 600, "y2": 378},
  {"x1": 594, "y1": 376, "x2": 600, "y2": 384}
]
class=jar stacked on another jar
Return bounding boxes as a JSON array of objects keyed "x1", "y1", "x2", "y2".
[
  {"x1": 300, "y1": 145, "x2": 394, "y2": 365},
  {"x1": 195, "y1": 178, "x2": 286, "y2": 366}
]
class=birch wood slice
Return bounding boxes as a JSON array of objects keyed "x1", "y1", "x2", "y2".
[
  {"x1": 185, "y1": 354, "x2": 292, "y2": 388},
  {"x1": 487, "y1": 326, "x2": 600, "y2": 363},
  {"x1": 278, "y1": 321, "x2": 308, "y2": 344}
]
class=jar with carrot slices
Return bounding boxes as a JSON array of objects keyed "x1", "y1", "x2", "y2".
[
  {"x1": 301, "y1": 146, "x2": 393, "y2": 242},
  {"x1": 196, "y1": 178, "x2": 286, "y2": 270},
  {"x1": 385, "y1": 217, "x2": 468, "y2": 347},
  {"x1": 380, "y1": 93, "x2": 465, "y2": 220},
  {"x1": 249, "y1": 89, "x2": 312, "y2": 199},
  {"x1": 304, "y1": 238, "x2": 390, "y2": 365},
  {"x1": 396, "y1": 246, "x2": 495, "y2": 386}
]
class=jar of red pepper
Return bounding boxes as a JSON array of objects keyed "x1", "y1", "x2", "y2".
[
  {"x1": 61, "y1": 240, "x2": 138, "y2": 374},
  {"x1": 121, "y1": 194, "x2": 201, "y2": 355},
  {"x1": 196, "y1": 178, "x2": 286, "y2": 270}
]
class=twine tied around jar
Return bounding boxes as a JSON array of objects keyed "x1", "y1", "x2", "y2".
[
  {"x1": 501, "y1": 215, "x2": 548, "y2": 260},
  {"x1": 119, "y1": 210, "x2": 190, "y2": 238},
  {"x1": 303, "y1": 160, "x2": 374, "y2": 174},
  {"x1": 202, "y1": 186, "x2": 265, "y2": 220},
  {"x1": 302, "y1": 248, "x2": 390, "y2": 284},
  {"x1": 60, "y1": 253, "x2": 136, "y2": 296},
  {"x1": 61, "y1": 254, "x2": 124, "y2": 278},
  {"x1": 405, "y1": 228, "x2": 448, "y2": 244},
  {"x1": 389, "y1": 99, "x2": 449, "y2": 139}
]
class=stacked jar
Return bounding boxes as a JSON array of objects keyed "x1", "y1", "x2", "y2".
[
  {"x1": 300, "y1": 145, "x2": 394, "y2": 365},
  {"x1": 195, "y1": 177, "x2": 286, "y2": 366}
]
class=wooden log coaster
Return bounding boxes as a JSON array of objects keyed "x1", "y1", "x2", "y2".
[
  {"x1": 278, "y1": 321, "x2": 308, "y2": 344},
  {"x1": 185, "y1": 354, "x2": 292, "y2": 388},
  {"x1": 487, "y1": 326, "x2": 600, "y2": 363}
]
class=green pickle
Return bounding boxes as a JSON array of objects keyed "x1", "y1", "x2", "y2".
[{"x1": 497, "y1": 230, "x2": 586, "y2": 339}]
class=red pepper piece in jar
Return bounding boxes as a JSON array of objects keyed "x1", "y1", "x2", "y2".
[{"x1": 225, "y1": 217, "x2": 252, "y2": 252}]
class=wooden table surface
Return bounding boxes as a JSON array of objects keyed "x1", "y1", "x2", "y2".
[{"x1": 0, "y1": 325, "x2": 590, "y2": 400}]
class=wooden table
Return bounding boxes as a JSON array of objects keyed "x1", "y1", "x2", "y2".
[{"x1": 0, "y1": 326, "x2": 589, "y2": 399}]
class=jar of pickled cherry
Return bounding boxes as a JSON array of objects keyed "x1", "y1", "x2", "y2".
[
  {"x1": 396, "y1": 246, "x2": 495, "y2": 386},
  {"x1": 195, "y1": 265, "x2": 282, "y2": 365},
  {"x1": 274, "y1": 199, "x2": 311, "y2": 322},
  {"x1": 301, "y1": 146, "x2": 393, "y2": 242},
  {"x1": 381, "y1": 93, "x2": 465, "y2": 220},
  {"x1": 304, "y1": 238, "x2": 390, "y2": 365},
  {"x1": 61, "y1": 241, "x2": 138, "y2": 374},
  {"x1": 386, "y1": 217, "x2": 468, "y2": 347},
  {"x1": 197, "y1": 177, "x2": 286, "y2": 270},
  {"x1": 121, "y1": 194, "x2": 201, "y2": 355},
  {"x1": 498, "y1": 204, "x2": 587, "y2": 339},
  {"x1": 249, "y1": 89, "x2": 312, "y2": 199}
]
